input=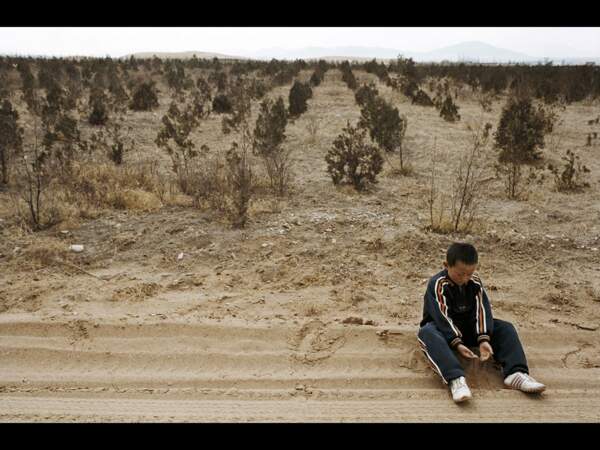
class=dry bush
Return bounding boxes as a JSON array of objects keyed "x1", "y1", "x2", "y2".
[
  {"x1": 547, "y1": 149, "x2": 591, "y2": 193},
  {"x1": 299, "y1": 301, "x2": 324, "y2": 317},
  {"x1": 10, "y1": 235, "x2": 69, "y2": 270},
  {"x1": 253, "y1": 96, "x2": 292, "y2": 196},
  {"x1": 438, "y1": 95, "x2": 461, "y2": 122},
  {"x1": 20, "y1": 236, "x2": 70, "y2": 269},
  {"x1": 109, "y1": 189, "x2": 162, "y2": 211},
  {"x1": 305, "y1": 113, "x2": 319, "y2": 144},
  {"x1": 89, "y1": 117, "x2": 135, "y2": 166},
  {"x1": 8, "y1": 189, "x2": 77, "y2": 232},
  {"x1": 88, "y1": 88, "x2": 109, "y2": 126},
  {"x1": 111, "y1": 282, "x2": 161, "y2": 302},
  {"x1": 152, "y1": 167, "x2": 172, "y2": 205},
  {"x1": 60, "y1": 161, "x2": 164, "y2": 213},
  {"x1": 426, "y1": 140, "x2": 453, "y2": 233},
  {"x1": 225, "y1": 140, "x2": 254, "y2": 228},
  {"x1": 427, "y1": 121, "x2": 492, "y2": 234},
  {"x1": 14, "y1": 153, "x2": 55, "y2": 231},
  {"x1": 475, "y1": 90, "x2": 495, "y2": 113},
  {"x1": 218, "y1": 78, "x2": 256, "y2": 228},
  {"x1": 155, "y1": 96, "x2": 210, "y2": 196},
  {"x1": 184, "y1": 153, "x2": 229, "y2": 212}
]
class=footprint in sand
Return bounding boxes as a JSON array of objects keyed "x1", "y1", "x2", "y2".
[{"x1": 288, "y1": 319, "x2": 346, "y2": 365}]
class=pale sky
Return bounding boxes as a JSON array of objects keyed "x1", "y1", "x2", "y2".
[{"x1": 1, "y1": 27, "x2": 599, "y2": 58}]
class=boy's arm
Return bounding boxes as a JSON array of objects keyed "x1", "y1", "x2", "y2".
[
  {"x1": 474, "y1": 276, "x2": 494, "y2": 343},
  {"x1": 424, "y1": 278, "x2": 463, "y2": 348}
]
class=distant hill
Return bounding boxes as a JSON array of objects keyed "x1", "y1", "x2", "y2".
[
  {"x1": 414, "y1": 41, "x2": 533, "y2": 63},
  {"x1": 247, "y1": 41, "x2": 600, "y2": 65},
  {"x1": 250, "y1": 46, "x2": 401, "y2": 61},
  {"x1": 246, "y1": 42, "x2": 534, "y2": 62}
]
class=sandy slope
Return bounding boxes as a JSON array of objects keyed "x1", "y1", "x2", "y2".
[{"x1": 1, "y1": 317, "x2": 599, "y2": 422}]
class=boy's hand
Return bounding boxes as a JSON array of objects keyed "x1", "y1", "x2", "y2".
[
  {"x1": 456, "y1": 344, "x2": 478, "y2": 360},
  {"x1": 479, "y1": 341, "x2": 494, "y2": 362}
]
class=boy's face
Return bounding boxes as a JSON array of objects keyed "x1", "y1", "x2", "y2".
[{"x1": 444, "y1": 260, "x2": 477, "y2": 286}]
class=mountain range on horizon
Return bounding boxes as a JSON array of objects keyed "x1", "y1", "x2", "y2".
[{"x1": 122, "y1": 41, "x2": 600, "y2": 65}]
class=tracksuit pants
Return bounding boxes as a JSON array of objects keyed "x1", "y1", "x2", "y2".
[{"x1": 417, "y1": 318, "x2": 529, "y2": 384}]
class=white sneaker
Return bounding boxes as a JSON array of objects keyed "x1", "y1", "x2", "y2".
[
  {"x1": 449, "y1": 376, "x2": 472, "y2": 403},
  {"x1": 504, "y1": 372, "x2": 546, "y2": 393}
]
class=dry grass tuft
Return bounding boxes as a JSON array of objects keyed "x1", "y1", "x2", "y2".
[
  {"x1": 109, "y1": 189, "x2": 163, "y2": 212},
  {"x1": 19, "y1": 237, "x2": 70, "y2": 270}
]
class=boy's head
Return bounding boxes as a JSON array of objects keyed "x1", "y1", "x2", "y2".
[{"x1": 443, "y1": 242, "x2": 478, "y2": 286}]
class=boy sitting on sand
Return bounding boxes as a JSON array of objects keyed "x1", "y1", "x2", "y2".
[{"x1": 417, "y1": 242, "x2": 546, "y2": 403}]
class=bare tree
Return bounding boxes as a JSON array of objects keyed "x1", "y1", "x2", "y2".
[
  {"x1": 427, "y1": 119, "x2": 493, "y2": 234},
  {"x1": 16, "y1": 110, "x2": 52, "y2": 230},
  {"x1": 449, "y1": 121, "x2": 492, "y2": 232}
]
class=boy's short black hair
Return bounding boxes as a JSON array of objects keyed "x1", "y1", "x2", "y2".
[{"x1": 446, "y1": 242, "x2": 478, "y2": 266}]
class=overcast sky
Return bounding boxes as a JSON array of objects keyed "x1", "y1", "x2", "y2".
[{"x1": 1, "y1": 27, "x2": 599, "y2": 58}]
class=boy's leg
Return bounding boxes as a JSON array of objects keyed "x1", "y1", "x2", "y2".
[
  {"x1": 417, "y1": 322, "x2": 465, "y2": 384},
  {"x1": 489, "y1": 318, "x2": 529, "y2": 377}
]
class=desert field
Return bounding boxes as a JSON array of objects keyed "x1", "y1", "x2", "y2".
[{"x1": 1, "y1": 63, "x2": 600, "y2": 422}]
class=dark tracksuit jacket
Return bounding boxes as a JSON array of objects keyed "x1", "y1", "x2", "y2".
[{"x1": 420, "y1": 268, "x2": 494, "y2": 349}]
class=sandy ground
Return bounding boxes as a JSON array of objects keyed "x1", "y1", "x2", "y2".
[{"x1": 1, "y1": 68, "x2": 600, "y2": 422}]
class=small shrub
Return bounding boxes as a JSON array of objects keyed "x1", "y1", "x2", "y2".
[
  {"x1": 253, "y1": 96, "x2": 292, "y2": 196},
  {"x1": 494, "y1": 96, "x2": 549, "y2": 164},
  {"x1": 412, "y1": 89, "x2": 434, "y2": 106},
  {"x1": 547, "y1": 150, "x2": 590, "y2": 192},
  {"x1": 225, "y1": 141, "x2": 253, "y2": 228},
  {"x1": 358, "y1": 96, "x2": 408, "y2": 171},
  {"x1": 248, "y1": 77, "x2": 269, "y2": 100},
  {"x1": 212, "y1": 93, "x2": 232, "y2": 114},
  {"x1": 354, "y1": 83, "x2": 379, "y2": 108},
  {"x1": 89, "y1": 117, "x2": 134, "y2": 165},
  {"x1": 88, "y1": 89, "x2": 109, "y2": 126},
  {"x1": 401, "y1": 80, "x2": 419, "y2": 98},
  {"x1": 494, "y1": 95, "x2": 552, "y2": 199},
  {"x1": 209, "y1": 70, "x2": 228, "y2": 92},
  {"x1": 155, "y1": 99, "x2": 207, "y2": 195},
  {"x1": 439, "y1": 95, "x2": 461, "y2": 122},
  {"x1": 325, "y1": 121, "x2": 383, "y2": 191},
  {"x1": 340, "y1": 62, "x2": 357, "y2": 90},
  {"x1": 187, "y1": 153, "x2": 228, "y2": 212},
  {"x1": 129, "y1": 81, "x2": 159, "y2": 111},
  {"x1": 288, "y1": 80, "x2": 312, "y2": 117},
  {"x1": 43, "y1": 113, "x2": 83, "y2": 176},
  {"x1": 310, "y1": 70, "x2": 323, "y2": 87},
  {"x1": 222, "y1": 78, "x2": 253, "y2": 135}
]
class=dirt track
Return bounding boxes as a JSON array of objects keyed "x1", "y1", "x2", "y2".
[{"x1": 1, "y1": 318, "x2": 599, "y2": 422}]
